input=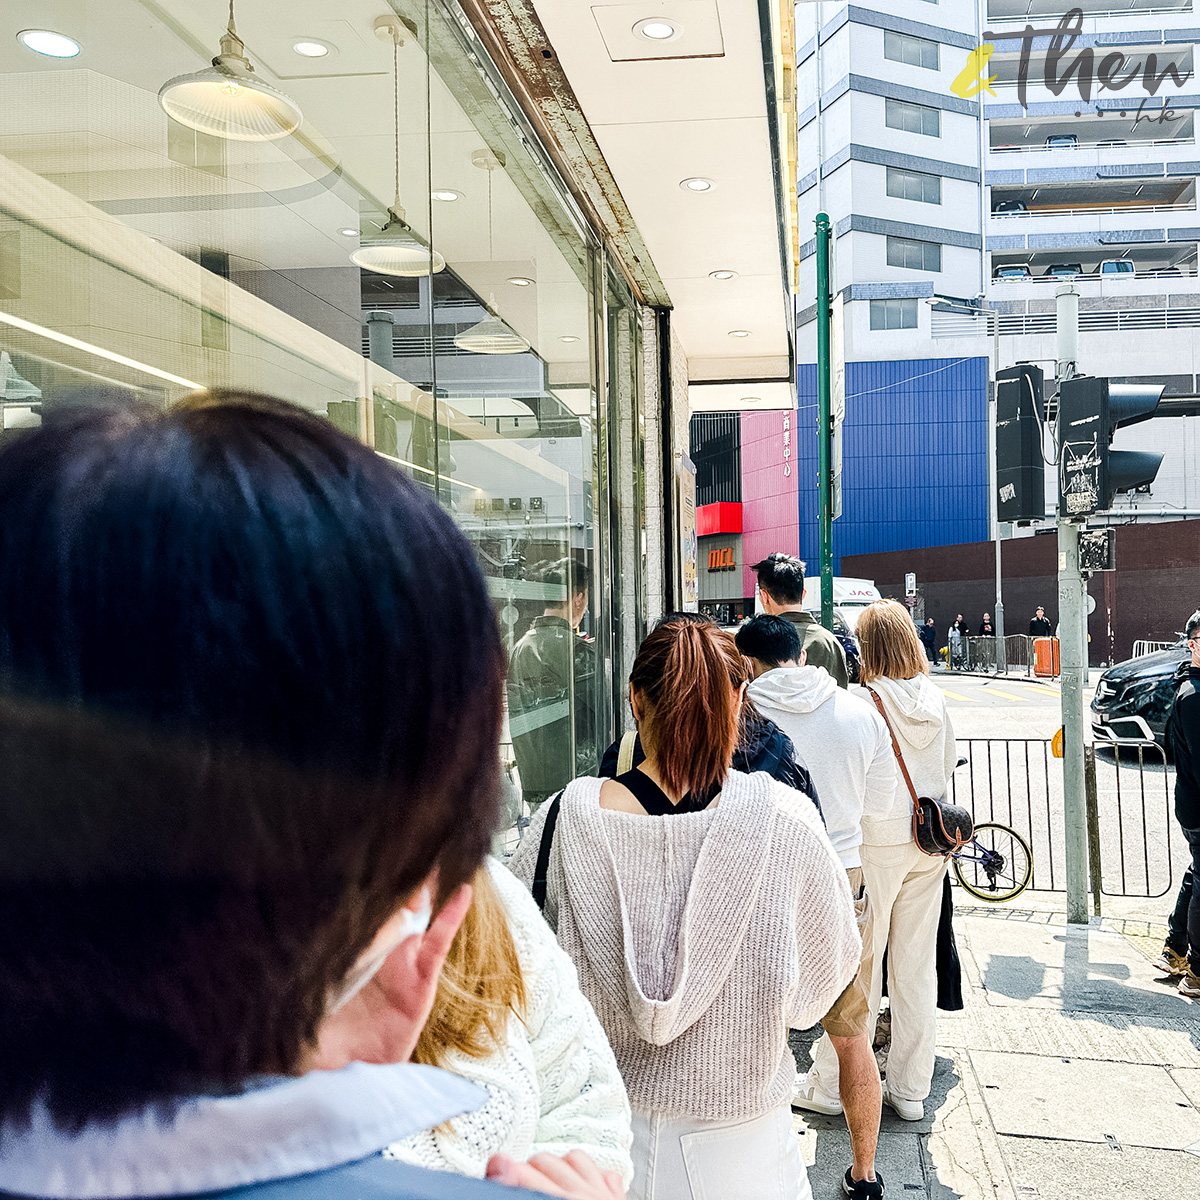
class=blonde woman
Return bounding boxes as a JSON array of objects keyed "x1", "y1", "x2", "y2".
[
  {"x1": 850, "y1": 600, "x2": 957, "y2": 1123},
  {"x1": 386, "y1": 860, "x2": 634, "y2": 1184}
]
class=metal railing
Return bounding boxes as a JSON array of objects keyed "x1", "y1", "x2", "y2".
[
  {"x1": 950, "y1": 738, "x2": 1181, "y2": 899},
  {"x1": 991, "y1": 202, "x2": 1196, "y2": 219},
  {"x1": 1132, "y1": 639, "x2": 1177, "y2": 657},
  {"x1": 986, "y1": 4, "x2": 1192, "y2": 23},
  {"x1": 989, "y1": 137, "x2": 1194, "y2": 154},
  {"x1": 944, "y1": 635, "x2": 1040, "y2": 675},
  {"x1": 934, "y1": 306, "x2": 1200, "y2": 338}
]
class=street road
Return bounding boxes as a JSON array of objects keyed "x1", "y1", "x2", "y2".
[{"x1": 931, "y1": 671, "x2": 1065, "y2": 741}]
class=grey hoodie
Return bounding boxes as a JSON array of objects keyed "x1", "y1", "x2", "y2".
[
  {"x1": 749, "y1": 666, "x2": 895, "y2": 868},
  {"x1": 854, "y1": 674, "x2": 958, "y2": 845}
]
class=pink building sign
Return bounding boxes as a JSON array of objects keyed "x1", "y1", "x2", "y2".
[{"x1": 740, "y1": 409, "x2": 800, "y2": 599}]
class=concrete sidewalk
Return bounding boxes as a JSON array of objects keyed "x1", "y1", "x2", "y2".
[{"x1": 791, "y1": 904, "x2": 1200, "y2": 1198}]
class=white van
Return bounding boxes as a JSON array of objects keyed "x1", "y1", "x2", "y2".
[{"x1": 801, "y1": 577, "x2": 882, "y2": 632}]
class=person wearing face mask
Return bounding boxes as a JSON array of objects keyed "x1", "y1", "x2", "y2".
[
  {"x1": 0, "y1": 394, "x2": 622, "y2": 1200},
  {"x1": 511, "y1": 620, "x2": 860, "y2": 1200}
]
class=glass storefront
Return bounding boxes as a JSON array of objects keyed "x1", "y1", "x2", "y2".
[{"x1": 0, "y1": 0, "x2": 643, "y2": 831}]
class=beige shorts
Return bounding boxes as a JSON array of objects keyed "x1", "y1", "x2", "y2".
[{"x1": 820, "y1": 866, "x2": 875, "y2": 1039}]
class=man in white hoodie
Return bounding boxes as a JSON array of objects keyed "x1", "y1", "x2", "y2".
[{"x1": 736, "y1": 615, "x2": 895, "y2": 1200}]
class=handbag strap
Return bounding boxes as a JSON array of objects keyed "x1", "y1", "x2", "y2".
[
  {"x1": 866, "y1": 686, "x2": 920, "y2": 807},
  {"x1": 616, "y1": 730, "x2": 637, "y2": 775},
  {"x1": 531, "y1": 791, "x2": 563, "y2": 912}
]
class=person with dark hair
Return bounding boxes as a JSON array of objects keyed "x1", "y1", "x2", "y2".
[
  {"x1": 736, "y1": 616, "x2": 893, "y2": 1200},
  {"x1": 918, "y1": 617, "x2": 938, "y2": 664},
  {"x1": 507, "y1": 556, "x2": 598, "y2": 813},
  {"x1": 596, "y1": 611, "x2": 819, "y2": 807},
  {"x1": 1158, "y1": 609, "x2": 1200, "y2": 997},
  {"x1": 0, "y1": 393, "x2": 622, "y2": 1200},
  {"x1": 751, "y1": 553, "x2": 849, "y2": 688},
  {"x1": 512, "y1": 620, "x2": 860, "y2": 1200},
  {"x1": 1028, "y1": 606, "x2": 1054, "y2": 638}
]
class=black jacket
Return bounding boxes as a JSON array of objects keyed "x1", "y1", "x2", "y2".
[
  {"x1": 1029, "y1": 616, "x2": 1054, "y2": 637},
  {"x1": 1168, "y1": 662, "x2": 1200, "y2": 829},
  {"x1": 978, "y1": 621, "x2": 994, "y2": 637},
  {"x1": 598, "y1": 711, "x2": 821, "y2": 814},
  {"x1": 918, "y1": 624, "x2": 937, "y2": 649}
]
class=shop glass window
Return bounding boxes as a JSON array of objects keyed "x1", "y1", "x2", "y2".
[
  {"x1": 870, "y1": 299, "x2": 919, "y2": 330},
  {"x1": 0, "y1": 0, "x2": 635, "y2": 845},
  {"x1": 887, "y1": 236, "x2": 942, "y2": 272},
  {"x1": 885, "y1": 98, "x2": 941, "y2": 138},
  {"x1": 886, "y1": 167, "x2": 941, "y2": 205},
  {"x1": 884, "y1": 31, "x2": 939, "y2": 71}
]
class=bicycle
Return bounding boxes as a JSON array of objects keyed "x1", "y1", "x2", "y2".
[{"x1": 949, "y1": 822, "x2": 1033, "y2": 902}]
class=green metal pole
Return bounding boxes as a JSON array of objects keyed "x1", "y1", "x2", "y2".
[{"x1": 815, "y1": 212, "x2": 834, "y2": 632}]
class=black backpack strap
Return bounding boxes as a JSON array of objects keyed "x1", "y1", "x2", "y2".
[{"x1": 531, "y1": 791, "x2": 564, "y2": 912}]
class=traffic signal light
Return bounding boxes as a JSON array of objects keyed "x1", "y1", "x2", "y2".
[
  {"x1": 1057, "y1": 377, "x2": 1164, "y2": 517},
  {"x1": 995, "y1": 365, "x2": 1045, "y2": 523}
]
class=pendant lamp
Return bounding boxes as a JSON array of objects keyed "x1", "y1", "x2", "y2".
[
  {"x1": 159, "y1": 1, "x2": 302, "y2": 142},
  {"x1": 350, "y1": 16, "x2": 445, "y2": 278},
  {"x1": 454, "y1": 150, "x2": 530, "y2": 355}
]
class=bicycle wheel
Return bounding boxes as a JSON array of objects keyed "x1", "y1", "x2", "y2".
[{"x1": 952, "y1": 822, "x2": 1033, "y2": 902}]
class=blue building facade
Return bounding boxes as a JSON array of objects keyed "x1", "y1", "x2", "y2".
[{"x1": 796, "y1": 356, "x2": 990, "y2": 572}]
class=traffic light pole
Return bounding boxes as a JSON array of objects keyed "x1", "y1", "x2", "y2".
[
  {"x1": 1055, "y1": 283, "x2": 1090, "y2": 925},
  {"x1": 815, "y1": 213, "x2": 834, "y2": 631}
]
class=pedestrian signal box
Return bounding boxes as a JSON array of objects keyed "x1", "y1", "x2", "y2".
[{"x1": 995, "y1": 365, "x2": 1045, "y2": 523}]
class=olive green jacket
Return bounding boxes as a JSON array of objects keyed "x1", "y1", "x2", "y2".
[{"x1": 779, "y1": 610, "x2": 850, "y2": 689}]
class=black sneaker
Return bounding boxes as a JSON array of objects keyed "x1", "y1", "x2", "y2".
[{"x1": 842, "y1": 1168, "x2": 885, "y2": 1198}]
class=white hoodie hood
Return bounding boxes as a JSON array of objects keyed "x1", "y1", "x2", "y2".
[
  {"x1": 862, "y1": 674, "x2": 946, "y2": 749},
  {"x1": 748, "y1": 664, "x2": 838, "y2": 718}
]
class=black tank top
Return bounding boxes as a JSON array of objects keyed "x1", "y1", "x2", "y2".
[{"x1": 614, "y1": 768, "x2": 712, "y2": 815}]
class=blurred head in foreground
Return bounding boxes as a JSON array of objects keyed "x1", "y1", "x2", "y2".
[{"x1": 0, "y1": 392, "x2": 504, "y2": 1129}]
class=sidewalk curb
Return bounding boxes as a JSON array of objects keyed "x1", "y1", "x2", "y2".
[{"x1": 938, "y1": 671, "x2": 1060, "y2": 687}]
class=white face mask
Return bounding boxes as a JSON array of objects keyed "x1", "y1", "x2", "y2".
[{"x1": 327, "y1": 887, "x2": 432, "y2": 1014}]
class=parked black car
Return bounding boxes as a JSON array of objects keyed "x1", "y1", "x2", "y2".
[{"x1": 1091, "y1": 641, "x2": 1189, "y2": 746}]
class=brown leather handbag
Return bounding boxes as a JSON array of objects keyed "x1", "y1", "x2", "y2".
[{"x1": 866, "y1": 687, "x2": 974, "y2": 858}]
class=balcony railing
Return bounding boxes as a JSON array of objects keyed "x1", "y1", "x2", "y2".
[
  {"x1": 987, "y1": 4, "x2": 1193, "y2": 24},
  {"x1": 990, "y1": 267, "x2": 1198, "y2": 281},
  {"x1": 933, "y1": 305, "x2": 1200, "y2": 337},
  {"x1": 990, "y1": 202, "x2": 1196, "y2": 218},
  {"x1": 989, "y1": 138, "x2": 1194, "y2": 153}
]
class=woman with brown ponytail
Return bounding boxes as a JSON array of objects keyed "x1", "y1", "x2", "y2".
[{"x1": 511, "y1": 620, "x2": 860, "y2": 1200}]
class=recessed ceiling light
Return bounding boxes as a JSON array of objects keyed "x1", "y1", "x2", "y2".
[
  {"x1": 559, "y1": 335, "x2": 580, "y2": 343},
  {"x1": 507, "y1": 276, "x2": 534, "y2": 287},
  {"x1": 728, "y1": 329, "x2": 751, "y2": 338},
  {"x1": 680, "y1": 177, "x2": 715, "y2": 193},
  {"x1": 17, "y1": 29, "x2": 81, "y2": 58},
  {"x1": 710, "y1": 270, "x2": 738, "y2": 280},
  {"x1": 633, "y1": 18, "x2": 679, "y2": 41},
  {"x1": 338, "y1": 227, "x2": 358, "y2": 237},
  {"x1": 741, "y1": 397, "x2": 762, "y2": 404},
  {"x1": 431, "y1": 189, "x2": 462, "y2": 202},
  {"x1": 292, "y1": 39, "x2": 332, "y2": 58}
]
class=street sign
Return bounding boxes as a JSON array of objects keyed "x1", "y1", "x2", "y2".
[
  {"x1": 995, "y1": 365, "x2": 1045, "y2": 523},
  {"x1": 905, "y1": 572, "x2": 917, "y2": 597},
  {"x1": 1079, "y1": 528, "x2": 1116, "y2": 573}
]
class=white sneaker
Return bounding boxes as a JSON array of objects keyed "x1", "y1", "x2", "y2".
[
  {"x1": 882, "y1": 1084, "x2": 923, "y2": 1121},
  {"x1": 792, "y1": 1073, "x2": 843, "y2": 1116}
]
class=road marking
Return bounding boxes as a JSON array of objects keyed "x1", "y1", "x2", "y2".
[
  {"x1": 981, "y1": 687, "x2": 1032, "y2": 702},
  {"x1": 941, "y1": 689, "x2": 976, "y2": 702},
  {"x1": 1013, "y1": 681, "x2": 1060, "y2": 696}
]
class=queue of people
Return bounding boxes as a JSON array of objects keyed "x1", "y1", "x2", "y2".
[{"x1": 0, "y1": 394, "x2": 962, "y2": 1200}]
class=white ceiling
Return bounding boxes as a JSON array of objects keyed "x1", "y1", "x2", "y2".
[{"x1": 530, "y1": 0, "x2": 792, "y2": 382}]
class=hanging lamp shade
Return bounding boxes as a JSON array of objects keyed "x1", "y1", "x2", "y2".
[
  {"x1": 453, "y1": 313, "x2": 530, "y2": 355},
  {"x1": 351, "y1": 207, "x2": 446, "y2": 277},
  {"x1": 159, "y1": 4, "x2": 301, "y2": 142}
]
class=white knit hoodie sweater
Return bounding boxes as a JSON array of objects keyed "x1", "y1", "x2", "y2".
[
  {"x1": 509, "y1": 771, "x2": 860, "y2": 1122},
  {"x1": 385, "y1": 859, "x2": 634, "y2": 1182},
  {"x1": 853, "y1": 674, "x2": 958, "y2": 847}
]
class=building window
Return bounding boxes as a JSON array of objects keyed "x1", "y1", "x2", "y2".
[
  {"x1": 885, "y1": 98, "x2": 941, "y2": 137},
  {"x1": 887, "y1": 236, "x2": 942, "y2": 272},
  {"x1": 886, "y1": 166, "x2": 941, "y2": 205},
  {"x1": 884, "y1": 31, "x2": 940, "y2": 71},
  {"x1": 870, "y1": 298, "x2": 919, "y2": 330}
]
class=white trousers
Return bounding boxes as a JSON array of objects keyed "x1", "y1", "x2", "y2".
[
  {"x1": 808, "y1": 840, "x2": 945, "y2": 1104},
  {"x1": 629, "y1": 1104, "x2": 810, "y2": 1200}
]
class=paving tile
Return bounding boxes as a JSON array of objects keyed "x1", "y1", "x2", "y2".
[
  {"x1": 997, "y1": 1135, "x2": 1197, "y2": 1200},
  {"x1": 971, "y1": 1050, "x2": 1200, "y2": 1150}
]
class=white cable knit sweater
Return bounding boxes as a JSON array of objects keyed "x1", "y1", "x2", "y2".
[
  {"x1": 384, "y1": 859, "x2": 633, "y2": 1182},
  {"x1": 509, "y1": 770, "x2": 861, "y2": 1122}
]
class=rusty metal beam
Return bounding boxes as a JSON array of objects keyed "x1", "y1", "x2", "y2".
[{"x1": 455, "y1": 0, "x2": 671, "y2": 308}]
